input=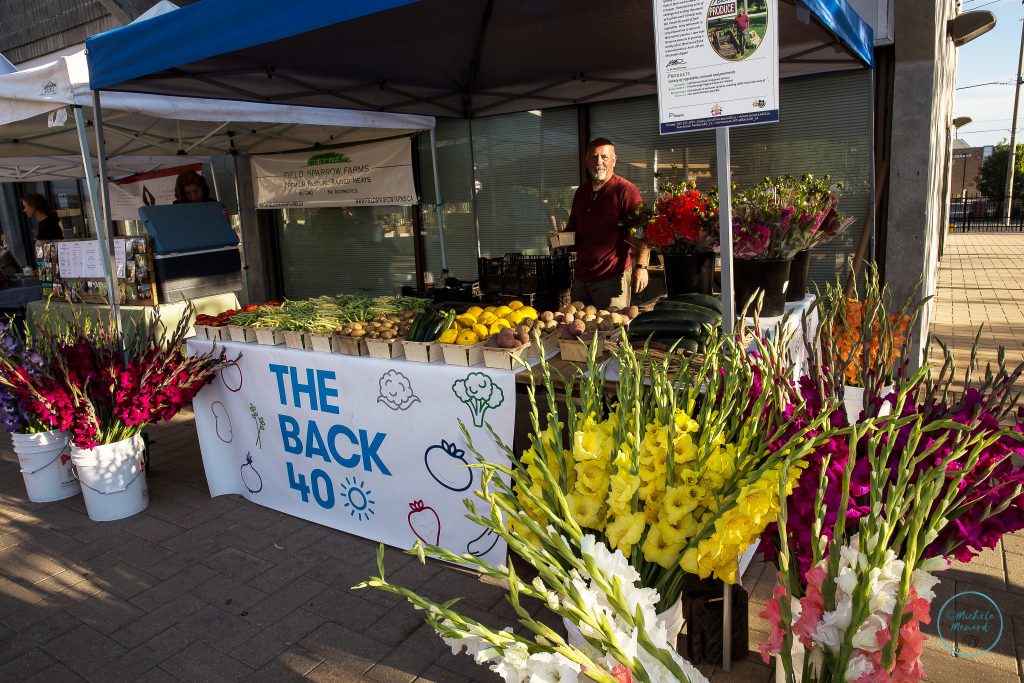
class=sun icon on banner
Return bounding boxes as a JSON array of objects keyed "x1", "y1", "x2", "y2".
[{"x1": 339, "y1": 477, "x2": 376, "y2": 522}]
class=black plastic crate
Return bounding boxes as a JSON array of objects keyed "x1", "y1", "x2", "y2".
[
  {"x1": 477, "y1": 257, "x2": 506, "y2": 293},
  {"x1": 504, "y1": 253, "x2": 575, "y2": 293}
]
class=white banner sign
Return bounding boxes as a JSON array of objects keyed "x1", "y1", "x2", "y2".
[
  {"x1": 655, "y1": 0, "x2": 779, "y2": 133},
  {"x1": 187, "y1": 339, "x2": 515, "y2": 565},
  {"x1": 109, "y1": 164, "x2": 202, "y2": 221},
  {"x1": 251, "y1": 137, "x2": 417, "y2": 209}
]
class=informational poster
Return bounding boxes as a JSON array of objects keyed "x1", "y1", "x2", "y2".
[
  {"x1": 109, "y1": 164, "x2": 202, "y2": 221},
  {"x1": 655, "y1": 0, "x2": 779, "y2": 133},
  {"x1": 40, "y1": 237, "x2": 154, "y2": 305},
  {"x1": 55, "y1": 239, "x2": 127, "y2": 279},
  {"x1": 250, "y1": 137, "x2": 417, "y2": 209},
  {"x1": 187, "y1": 340, "x2": 515, "y2": 566}
]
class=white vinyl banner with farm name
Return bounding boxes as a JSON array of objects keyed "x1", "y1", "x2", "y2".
[
  {"x1": 250, "y1": 137, "x2": 417, "y2": 209},
  {"x1": 654, "y1": 0, "x2": 779, "y2": 133},
  {"x1": 187, "y1": 339, "x2": 514, "y2": 565}
]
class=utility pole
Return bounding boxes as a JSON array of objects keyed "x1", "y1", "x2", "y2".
[{"x1": 1001, "y1": 11, "x2": 1024, "y2": 225}]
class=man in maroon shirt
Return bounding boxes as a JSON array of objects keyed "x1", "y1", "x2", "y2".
[
  {"x1": 558, "y1": 138, "x2": 649, "y2": 309},
  {"x1": 735, "y1": 8, "x2": 750, "y2": 55}
]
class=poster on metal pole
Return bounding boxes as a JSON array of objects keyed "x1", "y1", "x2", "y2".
[{"x1": 654, "y1": 0, "x2": 779, "y2": 133}]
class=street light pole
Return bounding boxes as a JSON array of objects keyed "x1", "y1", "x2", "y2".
[{"x1": 1001, "y1": 11, "x2": 1024, "y2": 225}]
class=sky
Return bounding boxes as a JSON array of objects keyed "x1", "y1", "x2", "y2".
[{"x1": 954, "y1": 0, "x2": 1024, "y2": 148}]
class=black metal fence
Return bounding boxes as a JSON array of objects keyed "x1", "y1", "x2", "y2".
[{"x1": 949, "y1": 193, "x2": 1024, "y2": 232}]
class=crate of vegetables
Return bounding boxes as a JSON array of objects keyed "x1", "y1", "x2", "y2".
[
  {"x1": 254, "y1": 327, "x2": 285, "y2": 346},
  {"x1": 481, "y1": 327, "x2": 531, "y2": 371},
  {"x1": 227, "y1": 325, "x2": 257, "y2": 343},
  {"x1": 282, "y1": 330, "x2": 307, "y2": 350},
  {"x1": 367, "y1": 338, "x2": 405, "y2": 359},
  {"x1": 306, "y1": 333, "x2": 338, "y2": 354},
  {"x1": 555, "y1": 301, "x2": 636, "y2": 362},
  {"x1": 334, "y1": 334, "x2": 369, "y2": 356},
  {"x1": 440, "y1": 338, "x2": 486, "y2": 366},
  {"x1": 402, "y1": 309, "x2": 456, "y2": 363}
]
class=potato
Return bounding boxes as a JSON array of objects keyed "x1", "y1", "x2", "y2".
[
  {"x1": 608, "y1": 305, "x2": 620, "y2": 313},
  {"x1": 560, "y1": 304, "x2": 575, "y2": 315},
  {"x1": 598, "y1": 319, "x2": 614, "y2": 331},
  {"x1": 609, "y1": 312, "x2": 624, "y2": 325},
  {"x1": 515, "y1": 330, "x2": 529, "y2": 345},
  {"x1": 624, "y1": 305, "x2": 640, "y2": 319},
  {"x1": 598, "y1": 310, "x2": 610, "y2": 318},
  {"x1": 496, "y1": 328, "x2": 518, "y2": 349},
  {"x1": 516, "y1": 324, "x2": 531, "y2": 335},
  {"x1": 584, "y1": 305, "x2": 598, "y2": 316},
  {"x1": 350, "y1": 329, "x2": 366, "y2": 337},
  {"x1": 585, "y1": 320, "x2": 599, "y2": 332},
  {"x1": 540, "y1": 311, "x2": 555, "y2": 322},
  {"x1": 584, "y1": 313, "x2": 596, "y2": 322},
  {"x1": 570, "y1": 320, "x2": 587, "y2": 335},
  {"x1": 381, "y1": 329, "x2": 396, "y2": 340},
  {"x1": 554, "y1": 311, "x2": 565, "y2": 320},
  {"x1": 571, "y1": 301, "x2": 586, "y2": 310}
]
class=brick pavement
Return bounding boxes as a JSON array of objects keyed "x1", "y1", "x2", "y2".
[{"x1": 0, "y1": 232, "x2": 1021, "y2": 681}]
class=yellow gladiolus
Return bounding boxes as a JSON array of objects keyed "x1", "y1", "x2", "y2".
[
  {"x1": 606, "y1": 511, "x2": 645, "y2": 555},
  {"x1": 642, "y1": 524, "x2": 686, "y2": 569},
  {"x1": 566, "y1": 493, "x2": 605, "y2": 530}
]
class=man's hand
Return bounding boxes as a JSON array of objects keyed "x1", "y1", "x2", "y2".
[{"x1": 632, "y1": 267, "x2": 649, "y2": 294}]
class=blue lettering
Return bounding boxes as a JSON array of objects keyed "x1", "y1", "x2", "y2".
[
  {"x1": 327, "y1": 424, "x2": 360, "y2": 467},
  {"x1": 359, "y1": 430, "x2": 390, "y2": 476},
  {"x1": 305, "y1": 420, "x2": 330, "y2": 463},
  {"x1": 279, "y1": 414, "x2": 302, "y2": 454},
  {"x1": 289, "y1": 367, "x2": 318, "y2": 410},
  {"x1": 317, "y1": 370, "x2": 340, "y2": 414},
  {"x1": 269, "y1": 364, "x2": 289, "y2": 405}
]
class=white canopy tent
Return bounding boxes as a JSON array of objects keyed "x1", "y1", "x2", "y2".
[{"x1": 0, "y1": 39, "x2": 434, "y2": 327}]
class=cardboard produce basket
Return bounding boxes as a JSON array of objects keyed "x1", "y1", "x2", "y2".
[
  {"x1": 283, "y1": 331, "x2": 308, "y2": 350},
  {"x1": 366, "y1": 338, "x2": 405, "y2": 359},
  {"x1": 192, "y1": 324, "x2": 211, "y2": 340},
  {"x1": 336, "y1": 335, "x2": 369, "y2": 356},
  {"x1": 526, "y1": 330, "x2": 559, "y2": 360},
  {"x1": 482, "y1": 341, "x2": 530, "y2": 371},
  {"x1": 227, "y1": 325, "x2": 257, "y2": 343},
  {"x1": 254, "y1": 328, "x2": 284, "y2": 346},
  {"x1": 402, "y1": 339, "x2": 443, "y2": 363},
  {"x1": 558, "y1": 329, "x2": 620, "y2": 362},
  {"x1": 307, "y1": 333, "x2": 337, "y2": 354},
  {"x1": 440, "y1": 341, "x2": 485, "y2": 367}
]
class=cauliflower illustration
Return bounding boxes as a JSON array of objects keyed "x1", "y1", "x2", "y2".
[
  {"x1": 452, "y1": 372, "x2": 504, "y2": 427},
  {"x1": 377, "y1": 370, "x2": 420, "y2": 411}
]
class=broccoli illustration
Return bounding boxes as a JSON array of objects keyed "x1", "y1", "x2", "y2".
[
  {"x1": 452, "y1": 372, "x2": 504, "y2": 428},
  {"x1": 377, "y1": 370, "x2": 420, "y2": 411}
]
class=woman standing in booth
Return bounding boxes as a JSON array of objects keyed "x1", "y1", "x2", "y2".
[{"x1": 21, "y1": 194, "x2": 64, "y2": 241}]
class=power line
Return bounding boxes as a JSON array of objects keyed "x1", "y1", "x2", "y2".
[{"x1": 957, "y1": 80, "x2": 1019, "y2": 90}]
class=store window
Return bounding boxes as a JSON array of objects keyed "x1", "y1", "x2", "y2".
[
  {"x1": 274, "y1": 206, "x2": 418, "y2": 299},
  {"x1": 418, "y1": 121, "x2": 478, "y2": 282}
]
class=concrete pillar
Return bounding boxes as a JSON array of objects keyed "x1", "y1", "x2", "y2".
[
  {"x1": 884, "y1": 0, "x2": 959, "y2": 367},
  {"x1": 233, "y1": 154, "x2": 272, "y2": 304}
]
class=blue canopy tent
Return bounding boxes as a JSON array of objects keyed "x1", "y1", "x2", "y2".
[{"x1": 84, "y1": 0, "x2": 873, "y2": 667}]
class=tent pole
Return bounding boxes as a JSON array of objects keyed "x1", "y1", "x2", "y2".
[
  {"x1": 429, "y1": 128, "x2": 448, "y2": 276},
  {"x1": 71, "y1": 106, "x2": 104, "y2": 241},
  {"x1": 716, "y1": 127, "x2": 734, "y2": 334},
  {"x1": 90, "y1": 90, "x2": 124, "y2": 338},
  {"x1": 207, "y1": 161, "x2": 223, "y2": 203}
]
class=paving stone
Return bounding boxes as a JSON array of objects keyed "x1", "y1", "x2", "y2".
[
  {"x1": 41, "y1": 624, "x2": 126, "y2": 676},
  {"x1": 306, "y1": 585, "x2": 391, "y2": 631},
  {"x1": 230, "y1": 607, "x2": 327, "y2": 668},
  {"x1": 247, "y1": 547, "x2": 326, "y2": 593},
  {"x1": 176, "y1": 603, "x2": 261, "y2": 652},
  {"x1": 203, "y1": 546, "x2": 272, "y2": 582},
  {"x1": 88, "y1": 624, "x2": 194, "y2": 681},
  {"x1": 0, "y1": 547, "x2": 69, "y2": 587},
  {"x1": 123, "y1": 514, "x2": 187, "y2": 544},
  {"x1": 87, "y1": 562, "x2": 161, "y2": 600},
  {"x1": 156, "y1": 638, "x2": 256, "y2": 681},
  {"x1": 371, "y1": 623, "x2": 444, "y2": 680},
  {"x1": 133, "y1": 667, "x2": 181, "y2": 683},
  {"x1": 415, "y1": 665, "x2": 475, "y2": 683},
  {"x1": 222, "y1": 503, "x2": 287, "y2": 531},
  {"x1": 0, "y1": 611, "x2": 81, "y2": 664},
  {"x1": 0, "y1": 648, "x2": 56, "y2": 680},
  {"x1": 191, "y1": 572, "x2": 269, "y2": 616},
  {"x1": 65, "y1": 591, "x2": 147, "y2": 635},
  {"x1": 24, "y1": 662, "x2": 86, "y2": 682},
  {"x1": 365, "y1": 602, "x2": 433, "y2": 649},
  {"x1": 110, "y1": 593, "x2": 207, "y2": 649},
  {"x1": 299, "y1": 621, "x2": 386, "y2": 673},
  {"x1": 0, "y1": 577, "x2": 48, "y2": 618},
  {"x1": 243, "y1": 575, "x2": 328, "y2": 627},
  {"x1": 128, "y1": 563, "x2": 217, "y2": 612},
  {"x1": 158, "y1": 518, "x2": 236, "y2": 561},
  {"x1": 106, "y1": 540, "x2": 189, "y2": 581}
]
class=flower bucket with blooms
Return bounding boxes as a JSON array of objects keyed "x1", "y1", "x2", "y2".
[
  {"x1": 630, "y1": 181, "x2": 718, "y2": 255},
  {"x1": 778, "y1": 174, "x2": 851, "y2": 254},
  {"x1": 759, "y1": 406, "x2": 1023, "y2": 683},
  {"x1": 0, "y1": 304, "x2": 235, "y2": 448},
  {"x1": 0, "y1": 318, "x2": 52, "y2": 435},
  {"x1": 508, "y1": 321, "x2": 829, "y2": 612}
]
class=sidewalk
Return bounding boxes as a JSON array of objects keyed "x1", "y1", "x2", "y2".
[{"x1": 0, "y1": 233, "x2": 1021, "y2": 681}]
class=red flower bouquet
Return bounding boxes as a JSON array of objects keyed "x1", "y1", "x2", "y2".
[
  {"x1": 630, "y1": 181, "x2": 718, "y2": 254},
  {"x1": 0, "y1": 306, "x2": 235, "y2": 448}
]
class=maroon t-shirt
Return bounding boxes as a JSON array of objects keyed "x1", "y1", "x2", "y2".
[{"x1": 566, "y1": 174, "x2": 642, "y2": 283}]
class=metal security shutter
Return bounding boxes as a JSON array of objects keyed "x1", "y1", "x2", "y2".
[
  {"x1": 590, "y1": 69, "x2": 873, "y2": 288},
  {"x1": 417, "y1": 120, "x2": 478, "y2": 282},
  {"x1": 471, "y1": 108, "x2": 580, "y2": 259},
  {"x1": 275, "y1": 206, "x2": 418, "y2": 299}
]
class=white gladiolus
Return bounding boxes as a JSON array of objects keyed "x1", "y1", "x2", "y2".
[
  {"x1": 524, "y1": 652, "x2": 581, "y2": 682},
  {"x1": 844, "y1": 653, "x2": 875, "y2": 681},
  {"x1": 912, "y1": 569, "x2": 941, "y2": 603}
]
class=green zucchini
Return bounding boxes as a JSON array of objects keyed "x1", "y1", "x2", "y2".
[
  {"x1": 665, "y1": 293, "x2": 723, "y2": 313},
  {"x1": 627, "y1": 318, "x2": 705, "y2": 340},
  {"x1": 654, "y1": 301, "x2": 724, "y2": 320},
  {"x1": 631, "y1": 308, "x2": 722, "y2": 328}
]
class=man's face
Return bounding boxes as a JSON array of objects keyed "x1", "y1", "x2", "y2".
[
  {"x1": 184, "y1": 184, "x2": 204, "y2": 203},
  {"x1": 587, "y1": 145, "x2": 616, "y2": 182}
]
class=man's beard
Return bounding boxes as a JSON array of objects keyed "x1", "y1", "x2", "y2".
[{"x1": 591, "y1": 168, "x2": 609, "y2": 181}]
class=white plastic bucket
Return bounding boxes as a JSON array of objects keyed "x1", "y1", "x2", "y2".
[
  {"x1": 842, "y1": 384, "x2": 894, "y2": 424},
  {"x1": 12, "y1": 430, "x2": 79, "y2": 503},
  {"x1": 69, "y1": 434, "x2": 149, "y2": 521},
  {"x1": 563, "y1": 595, "x2": 685, "y2": 649}
]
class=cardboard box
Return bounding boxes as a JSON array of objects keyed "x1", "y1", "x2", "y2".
[
  {"x1": 206, "y1": 326, "x2": 228, "y2": 341},
  {"x1": 254, "y1": 328, "x2": 284, "y2": 346},
  {"x1": 227, "y1": 325, "x2": 257, "y2": 344},
  {"x1": 440, "y1": 341, "x2": 485, "y2": 367},
  {"x1": 402, "y1": 339, "x2": 443, "y2": 363},
  {"x1": 336, "y1": 335, "x2": 369, "y2": 356},
  {"x1": 307, "y1": 333, "x2": 337, "y2": 354},
  {"x1": 367, "y1": 338, "x2": 405, "y2": 359},
  {"x1": 482, "y1": 342, "x2": 530, "y2": 371},
  {"x1": 283, "y1": 331, "x2": 307, "y2": 350},
  {"x1": 558, "y1": 329, "x2": 618, "y2": 362},
  {"x1": 548, "y1": 231, "x2": 575, "y2": 249}
]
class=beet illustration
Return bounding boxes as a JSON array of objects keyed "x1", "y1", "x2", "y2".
[{"x1": 408, "y1": 500, "x2": 440, "y2": 546}]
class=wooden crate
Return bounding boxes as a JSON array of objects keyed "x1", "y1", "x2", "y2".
[
  {"x1": 367, "y1": 338, "x2": 405, "y2": 359},
  {"x1": 227, "y1": 325, "x2": 257, "y2": 343},
  {"x1": 482, "y1": 342, "x2": 530, "y2": 371},
  {"x1": 402, "y1": 339, "x2": 443, "y2": 363},
  {"x1": 440, "y1": 341, "x2": 485, "y2": 367}
]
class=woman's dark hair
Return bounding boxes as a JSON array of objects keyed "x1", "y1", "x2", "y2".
[
  {"x1": 21, "y1": 193, "x2": 57, "y2": 219},
  {"x1": 174, "y1": 170, "x2": 212, "y2": 203}
]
